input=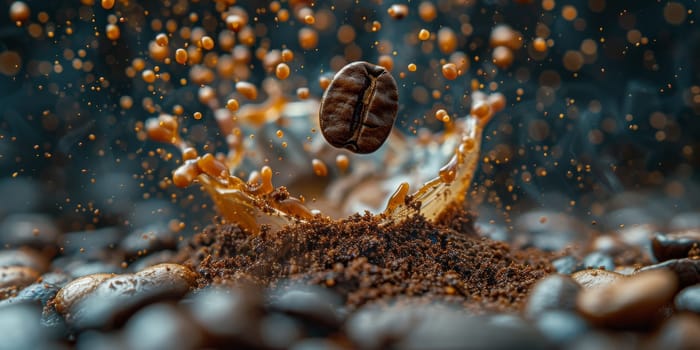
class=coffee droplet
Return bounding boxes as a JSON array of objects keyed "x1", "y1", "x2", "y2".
[{"x1": 319, "y1": 61, "x2": 399, "y2": 154}]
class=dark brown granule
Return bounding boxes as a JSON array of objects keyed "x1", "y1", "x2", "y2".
[{"x1": 178, "y1": 208, "x2": 554, "y2": 313}]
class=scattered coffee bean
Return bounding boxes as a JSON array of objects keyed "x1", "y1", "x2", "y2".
[
  {"x1": 552, "y1": 256, "x2": 581, "y2": 274},
  {"x1": 187, "y1": 286, "x2": 265, "y2": 347},
  {"x1": 54, "y1": 273, "x2": 115, "y2": 315},
  {"x1": 651, "y1": 313, "x2": 700, "y2": 349},
  {"x1": 524, "y1": 274, "x2": 581, "y2": 319},
  {"x1": 270, "y1": 285, "x2": 343, "y2": 328},
  {"x1": 534, "y1": 311, "x2": 589, "y2": 345},
  {"x1": 395, "y1": 308, "x2": 546, "y2": 350},
  {"x1": 640, "y1": 258, "x2": 700, "y2": 288},
  {"x1": 0, "y1": 302, "x2": 57, "y2": 349},
  {"x1": 582, "y1": 251, "x2": 615, "y2": 271},
  {"x1": 571, "y1": 269, "x2": 624, "y2": 289},
  {"x1": 0, "y1": 266, "x2": 41, "y2": 299},
  {"x1": 651, "y1": 230, "x2": 700, "y2": 262},
  {"x1": 123, "y1": 303, "x2": 202, "y2": 350},
  {"x1": 0, "y1": 214, "x2": 59, "y2": 250},
  {"x1": 0, "y1": 248, "x2": 49, "y2": 272},
  {"x1": 120, "y1": 224, "x2": 178, "y2": 259},
  {"x1": 319, "y1": 61, "x2": 398, "y2": 154},
  {"x1": 260, "y1": 313, "x2": 304, "y2": 349},
  {"x1": 576, "y1": 269, "x2": 678, "y2": 329},
  {"x1": 674, "y1": 284, "x2": 700, "y2": 314}
]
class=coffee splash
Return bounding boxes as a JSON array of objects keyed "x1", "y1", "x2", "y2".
[{"x1": 146, "y1": 84, "x2": 503, "y2": 234}]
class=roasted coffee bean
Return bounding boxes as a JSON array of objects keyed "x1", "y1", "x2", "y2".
[
  {"x1": 524, "y1": 274, "x2": 581, "y2": 319},
  {"x1": 319, "y1": 61, "x2": 398, "y2": 154},
  {"x1": 651, "y1": 230, "x2": 700, "y2": 262},
  {"x1": 674, "y1": 284, "x2": 700, "y2": 314},
  {"x1": 270, "y1": 285, "x2": 343, "y2": 328},
  {"x1": 571, "y1": 269, "x2": 624, "y2": 289},
  {"x1": 652, "y1": 314, "x2": 700, "y2": 349},
  {"x1": 0, "y1": 302, "x2": 57, "y2": 350},
  {"x1": 65, "y1": 264, "x2": 196, "y2": 330},
  {"x1": 120, "y1": 224, "x2": 178, "y2": 258},
  {"x1": 552, "y1": 256, "x2": 580, "y2": 274},
  {"x1": 187, "y1": 286, "x2": 265, "y2": 347},
  {"x1": 640, "y1": 258, "x2": 700, "y2": 288},
  {"x1": 54, "y1": 273, "x2": 115, "y2": 315},
  {"x1": 582, "y1": 251, "x2": 615, "y2": 271},
  {"x1": 0, "y1": 273, "x2": 69, "y2": 307},
  {"x1": 0, "y1": 248, "x2": 49, "y2": 272},
  {"x1": 534, "y1": 311, "x2": 589, "y2": 345},
  {"x1": 0, "y1": 266, "x2": 41, "y2": 299},
  {"x1": 576, "y1": 269, "x2": 678, "y2": 329},
  {"x1": 123, "y1": 303, "x2": 202, "y2": 350},
  {"x1": 0, "y1": 214, "x2": 59, "y2": 250}
]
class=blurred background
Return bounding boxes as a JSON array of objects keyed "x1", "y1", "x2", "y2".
[{"x1": 0, "y1": 0, "x2": 698, "y2": 241}]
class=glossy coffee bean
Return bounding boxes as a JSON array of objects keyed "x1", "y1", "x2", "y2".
[
  {"x1": 639, "y1": 258, "x2": 700, "y2": 288},
  {"x1": 571, "y1": 269, "x2": 624, "y2": 289},
  {"x1": 651, "y1": 230, "x2": 700, "y2": 262},
  {"x1": 0, "y1": 266, "x2": 41, "y2": 299},
  {"x1": 576, "y1": 269, "x2": 678, "y2": 329},
  {"x1": 319, "y1": 61, "x2": 398, "y2": 154},
  {"x1": 524, "y1": 274, "x2": 581, "y2": 319},
  {"x1": 674, "y1": 284, "x2": 700, "y2": 314}
]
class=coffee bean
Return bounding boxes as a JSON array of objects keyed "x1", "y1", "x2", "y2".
[
  {"x1": 54, "y1": 273, "x2": 115, "y2": 315},
  {"x1": 0, "y1": 248, "x2": 49, "y2": 272},
  {"x1": 552, "y1": 256, "x2": 581, "y2": 274},
  {"x1": 576, "y1": 269, "x2": 678, "y2": 329},
  {"x1": 0, "y1": 302, "x2": 57, "y2": 349},
  {"x1": 534, "y1": 311, "x2": 589, "y2": 345},
  {"x1": 582, "y1": 251, "x2": 615, "y2": 271},
  {"x1": 571, "y1": 269, "x2": 624, "y2": 289},
  {"x1": 0, "y1": 214, "x2": 59, "y2": 250},
  {"x1": 675, "y1": 284, "x2": 700, "y2": 314},
  {"x1": 187, "y1": 286, "x2": 265, "y2": 347},
  {"x1": 270, "y1": 285, "x2": 343, "y2": 328},
  {"x1": 651, "y1": 313, "x2": 700, "y2": 350},
  {"x1": 68, "y1": 264, "x2": 196, "y2": 329},
  {"x1": 0, "y1": 266, "x2": 41, "y2": 299},
  {"x1": 524, "y1": 274, "x2": 581, "y2": 319},
  {"x1": 651, "y1": 230, "x2": 700, "y2": 262},
  {"x1": 123, "y1": 303, "x2": 202, "y2": 350},
  {"x1": 640, "y1": 258, "x2": 700, "y2": 288},
  {"x1": 319, "y1": 61, "x2": 398, "y2": 154}
]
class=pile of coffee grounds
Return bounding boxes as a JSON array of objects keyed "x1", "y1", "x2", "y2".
[{"x1": 179, "y1": 207, "x2": 554, "y2": 313}]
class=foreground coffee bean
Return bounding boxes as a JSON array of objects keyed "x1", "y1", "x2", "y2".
[
  {"x1": 640, "y1": 258, "x2": 700, "y2": 288},
  {"x1": 524, "y1": 274, "x2": 581, "y2": 319},
  {"x1": 674, "y1": 284, "x2": 700, "y2": 314},
  {"x1": 55, "y1": 264, "x2": 196, "y2": 330},
  {"x1": 123, "y1": 303, "x2": 202, "y2": 350},
  {"x1": 571, "y1": 269, "x2": 624, "y2": 289},
  {"x1": 187, "y1": 286, "x2": 265, "y2": 347},
  {"x1": 269, "y1": 285, "x2": 343, "y2": 328},
  {"x1": 651, "y1": 313, "x2": 700, "y2": 349},
  {"x1": 319, "y1": 61, "x2": 398, "y2": 154},
  {"x1": 651, "y1": 230, "x2": 700, "y2": 262},
  {"x1": 0, "y1": 266, "x2": 41, "y2": 299},
  {"x1": 576, "y1": 269, "x2": 678, "y2": 329}
]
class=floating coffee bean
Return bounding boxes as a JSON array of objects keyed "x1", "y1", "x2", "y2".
[{"x1": 319, "y1": 61, "x2": 398, "y2": 154}]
